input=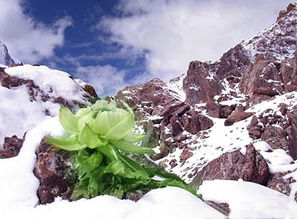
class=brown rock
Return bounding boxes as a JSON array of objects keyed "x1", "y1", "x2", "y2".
[
  {"x1": 34, "y1": 140, "x2": 73, "y2": 204},
  {"x1": 225, "y1": 111, "x2": 254, "y2": 126},
  {"x1": 182, "y1": 110, "x2": 213, "y2": 134},
  {"x1": 240, "y1": 145, "x2": 270, "y2": 184},
  {"x1": 193, "y1": 144, "x2": 270, "y2": 185},
  {"x1": 169, "y1": 114, "x2": 183, "y2": 137},
  {"x1": 205, "y1": 101, "x2": 236, "y2": 118},
  {"x1": 239, "y1": 54, "x2": 284, "y2": 104},
  {"x1": 268, "y1": 172, "x2": 292, "y2": 196},
  {"x1": 180, "y1": 149, "x2": 193, "y2": 162},
  {"x1": 0, "y1": 135, "x2": 23, "y2": 158}
]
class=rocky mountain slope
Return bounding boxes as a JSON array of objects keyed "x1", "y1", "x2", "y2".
[
  {"x1": 116, "y1": 3, "x2": 297, "y2": 207},
  {"x1": 0, "y1": 41, "x2": 15, "y2": 66}
]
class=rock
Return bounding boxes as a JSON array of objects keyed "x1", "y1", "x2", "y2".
[
  {"x1": 182, "y1": 110, "x2": 214, "y2": 134},
  {"x1": 169, "y1": 114, "x2": 183, "y2": 137},
  {"x1": 224, "y1": 111, "x2": 254, "y2": 126},
  {"x1": 239, "y1": 54, "x2": 284, "y2": 104},
  {"x1": 205, "y1": 201, "x2": 230, "y2": 216},
  {"x1": 205, "y1": 101, "x2": 236, "y2": 118},
  {"x1": 247, "y1": 106, "x2": 297, "y2": 159},
  {"x1": 267, "y1": 172, "x2": 292, "y2": 196},
  {"x1": 180, "y1": 149, "x2": 193, "y2": 163},
  {"x1": 0, "y1": 135, "x2": 23, "y2": 158},
  {"x1": 0, "y1": 41, "x2": 15, "y2": 66},
  {"x1": 193, "y1": 144, "x2": 270, "y2": 185},
  {"x1": 183, "y1": 61, "x2": 222, "y2": 105},
  {"x1": 34, "y1": 140, "x2": 73, "y2": 204}
]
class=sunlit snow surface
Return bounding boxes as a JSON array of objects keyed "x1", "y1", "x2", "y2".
[{"x1": 198, "y1": 180, "x2": 297, "y2": 218}]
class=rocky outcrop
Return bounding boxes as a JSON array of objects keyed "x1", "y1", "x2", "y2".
[
  {"x1": 117, "y1": 79, "x2": 214, "y2": 160},
  {"x1": 192, "y1": 145, "x2": 270, "y2": 185},
  {"x1": 247, "y1": 105, "x2": 297, "y2": 159},
  {"x1": 205, "y1": 101, "x2": 236, "y2": 118},
  {"x1": 34, "y1": 141, "x2": 73, "y2": 204},
  {"x1": 0, "y1": 41, "x2": 14, "y2": 66},
  {"x1": 224, "y1": 111, "x2": 254, "y2": 126},
  {"x1": 0, "y1": 67, "x2": 96, "y2": 110},
  {"x1": 268, "y1": 172, "x2": 293, "y2": 196}
]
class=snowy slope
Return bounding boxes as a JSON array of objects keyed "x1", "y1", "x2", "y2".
[
  {"x1": 0, "y1": 41, "x2": 14, "y2": 66},
  {"x1": 0, "y1": 64, "x2": 96, "y2": 146},
  {"x1": 198, "y1": 180, "x2": 297, "y2": 218}
]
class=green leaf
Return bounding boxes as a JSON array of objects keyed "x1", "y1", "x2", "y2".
[
  {"x1": 78, "y1": 124, "x2": 105, "y2": 148},
  {"x1": 90, "y1": 109, "x2": 134, "y2": 140},
  {"x1": 111, "y1": 140, "x2": 154, "y2": 154},
  {"x1": 44, "y1": 136, "x2": 86, "y2": 151},
  {"x1": 97, "y1": 145, "x2": 119, "y2": 161},
  {"x1": 75, "y1": 107, "x2": 94, "y2": 131},
  {"x1": 91, "y1": 100, "x2": 117, "y2": 112},
  {"x1": 75, "y1": 150, "x2": 103, "y2": 177},
  {"x1": 104, "y1": 160, "x2": 126, "y2": 175},
  {"x1": 59, "y1": 107, "x2": 79, "y2": 134},
  {"x1": 124, "y1": 133, "x2": 145, "y2": 143}
]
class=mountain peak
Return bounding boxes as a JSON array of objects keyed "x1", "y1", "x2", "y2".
[
  {"x1": 242, "y1": 2, "x2": 297, "y2": 61},
  {"x1": 277, "y1": 3, "x2": 297, "y2": 21},
  {"x1": 0, "y1": 41, "x2": 15, "y2": 66}
]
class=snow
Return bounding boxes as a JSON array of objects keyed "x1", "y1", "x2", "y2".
[
  {"x1": 254, "y1": 141, "x2": 297, "y2": 174},
  {"x1": 241, "y1": 5, "x2": 297, "y2": 61},
  {"x1": 198, "y1": 180, "x2": 297, "y2": 218},
  {"x1": 156, "y1": 90, "x2": 297, "y2": 184},
  {"x1": 0, "y1": 117, "x2": 64, "y2": 211},
  {"x1": 5, "y1": 65, "x2": 87, "y2": 102},
  {"x1": 284, "y1": 170, "x2": 297, "y2": 200},
  {"x1": 166, "y1": 75, "x2": 186, "y2": 102},
  {"x1": 0, "y1": 117, "x2": 224, "y2": 219},
  {"x1": 0, "y1": 85, "x2": 59, "y2": 145},
  {"x1": 157, "y1": 115, "x2": 252, "y2": 182}
]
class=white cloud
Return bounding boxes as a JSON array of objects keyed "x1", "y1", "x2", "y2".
[
  {"x1": 76, "y1": 65, "x2": 128, "y2": 97},
  {"x1": 0, "y1": 0, "x2": 71, "y2": 63},
  {"x1": 100, "y1": 0, "x2": 293, "y2": 81}
]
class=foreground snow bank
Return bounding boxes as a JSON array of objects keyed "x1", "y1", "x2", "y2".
[
  {"x1": 198, "y1": 180, "x2": 297, "y2": 218},
  {"x1": 0, "y1": 117, "x2": 224, "y2": 219}
]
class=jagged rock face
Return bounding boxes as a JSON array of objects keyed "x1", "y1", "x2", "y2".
[
  {"x1": 183, "y1": 44, "x2": 250, "y2": 105},
  {"x1": 243, "y1": 3, "x2": 297, "y2": 60},
  {"x1": 192, "y1": 145, "x2": 270, "y2": 185},
  {"x1": 247, "y1": 105, "x2": 297, "y2": 160},
  {"x1": 117, "y1": 79, "x2": 213, "y2": 160},
  {"x1": 183, "y1": 61, "x2": 221, "y2": 104},
  {"x1": 0, "y1": 41, "x2": 14, "y2": 66}
]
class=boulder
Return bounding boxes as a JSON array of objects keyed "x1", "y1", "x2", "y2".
[
  {"x1": 193, "y1": 144, "x2": 270, "y2": 185},
  {"x1": 206, "y1": 101, "x2": 236, "y2": 118},
  {"x1": 224, "y1": 111, "x2": 254, "y2": 126},
  {"x1": 0, "y1": 135, "x2": 23, "y2": 158},
  {"x1": 34, "y1": 140, "x2": 73, "y2": 204},
  {"x1": 182, "y1": 110, "x2": 214, "y2": 134}
]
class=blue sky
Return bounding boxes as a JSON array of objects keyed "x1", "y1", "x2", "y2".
[{"x1": 0, "y1": 0, "x2": 293, "y2": 97}]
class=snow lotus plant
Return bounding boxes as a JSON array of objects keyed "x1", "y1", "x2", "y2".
[{"x1": 45, "y1": 100, "x2": 197, "y2": 200}]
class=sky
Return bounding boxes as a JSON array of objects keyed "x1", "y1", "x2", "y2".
[{"x1": 0, "y1": 0, "x2": 294, "y2": 97}]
